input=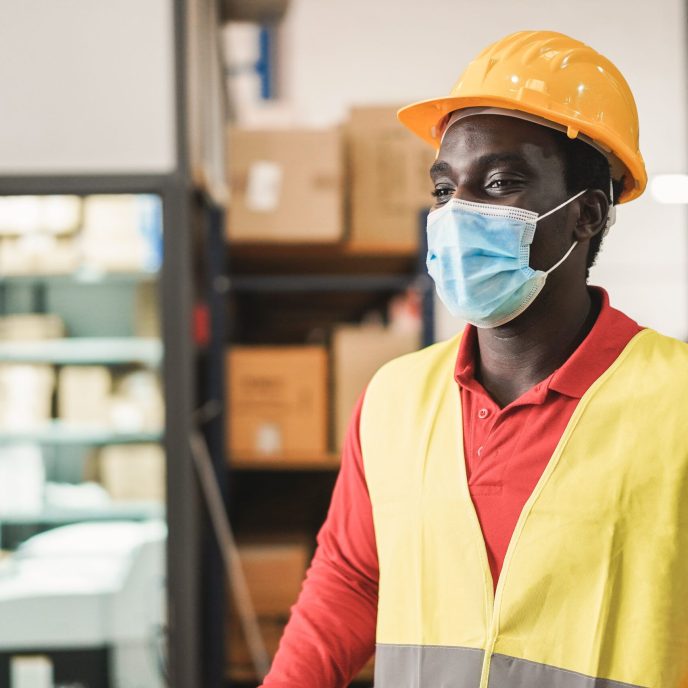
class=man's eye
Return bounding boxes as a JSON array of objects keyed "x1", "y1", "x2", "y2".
[
  {"x1": 431, "y1": 187, "x2": 454, "y2": 200},
  {"x1": 486, "y1": 178, "x2": 518, "y2": 189}
]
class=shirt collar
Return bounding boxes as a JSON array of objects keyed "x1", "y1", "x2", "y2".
[{"x1": 454, "y1": 287, "x2": 642, "y2": 400}]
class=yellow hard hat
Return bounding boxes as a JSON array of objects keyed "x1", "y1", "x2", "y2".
[{"x1": 398, "y1": 30, "x2": 647, "y2": 203}]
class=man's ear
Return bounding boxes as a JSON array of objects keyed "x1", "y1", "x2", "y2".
[{"x1": 573, "y1": 189, "x2": 609, "y2": 243}]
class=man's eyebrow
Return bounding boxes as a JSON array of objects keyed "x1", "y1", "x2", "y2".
[
  {"x1": 429, "y1": 153, "x2": 534, "y2": 179},
  {"x1": 429, "y1": 160, "x2": 453, "y2": 178}
]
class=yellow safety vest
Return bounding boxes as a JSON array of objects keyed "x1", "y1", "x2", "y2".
[{"x1": 360, "y1": 329, "x2": 688, "y2": 688}]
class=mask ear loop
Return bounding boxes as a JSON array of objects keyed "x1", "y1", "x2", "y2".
[
  {"x1": 538, "y1": 189, "x2": 587, "y2": 276},
  {"x1": 537, "y1": 187, "x2": 588, "y2": 221},
  {"x1": 544, "y1": 240, "x2": 579, "y2": 275}
]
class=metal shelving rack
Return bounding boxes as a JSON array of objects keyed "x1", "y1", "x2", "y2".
[
  {"x1": 0, "y1": 337, "x2": 163, "y2": 366},
  {"x1": 0, "y1": 194, "x2": 198, "y2": 687},
  {"x1": 221, "y1": 211, "x2": 435, "y2": 687}
]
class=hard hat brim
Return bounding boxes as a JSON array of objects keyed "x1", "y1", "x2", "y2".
[{"x1": 397, "y1": 95, "x2": 647, "y2": 204}]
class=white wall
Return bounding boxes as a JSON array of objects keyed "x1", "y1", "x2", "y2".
[
  {"x1": 280, "y1": 0, "x2": 688, "y2": 339},
  {"x1": 0, "y1": 0, "x2": 176, "y2": 175}
]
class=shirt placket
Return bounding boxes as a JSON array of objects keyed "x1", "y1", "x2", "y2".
[{"x1": 465, "y1": 399, "x2": 501, "y2": 483}]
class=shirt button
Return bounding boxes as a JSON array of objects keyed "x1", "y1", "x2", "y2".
[
  {"x1": 478, "y1": 408, "x2": 490, "y2": 419},
  {"x1": 477, "y1": 446, "x2": 484, "y2": 457}
]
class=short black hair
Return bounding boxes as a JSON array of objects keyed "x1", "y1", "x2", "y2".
[{"x1": 552, "y1": 133, "x2": 623, "y2": 278}]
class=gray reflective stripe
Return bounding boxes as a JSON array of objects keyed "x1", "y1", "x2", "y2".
[
  {"x1": 374, "y1": 645, "x2": 648, "y2": 688},
  {"x1": 374, "y1": 644, "x2": 484, "y2": 687},
  {"x1": 488, "y1": 653, "x2": 647, "y2": 688}
]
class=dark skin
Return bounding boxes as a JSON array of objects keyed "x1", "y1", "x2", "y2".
[{"x1": 431, "y1": 115, "x2": 610, "y2": 407}]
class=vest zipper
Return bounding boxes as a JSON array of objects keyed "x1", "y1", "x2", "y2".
[
  {"x1": 452, "y1": 382, "x2": 497, "y2": 688},
  {"x1": 479, "y1": 562, "x2": 509, "y2": 687}
]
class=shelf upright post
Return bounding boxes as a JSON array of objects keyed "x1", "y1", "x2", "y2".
[
  {"x1": 164, "y1": 1, "x2": 204, "y2": 687},
  {"x1": 161, "y1": 182, "x2": 201, "y2": 688},
  {"x1": 198, "y1": 199, "x2": 230, "y2": 688}
]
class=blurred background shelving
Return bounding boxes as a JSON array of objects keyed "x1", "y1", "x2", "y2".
[{"x1": 0, "y1": 196, "x2": 166, "y2": 538}]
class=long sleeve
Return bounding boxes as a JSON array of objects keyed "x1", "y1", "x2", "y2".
[{"x1": 259, "y1": 392, "x2": 379, "y2": 687}]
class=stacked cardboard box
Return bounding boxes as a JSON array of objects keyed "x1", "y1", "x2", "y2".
[
  {"x1": 226, "y1": 331, "x2": 421, "y2": 463},
  {"x1": 0, "y1": 236, "x2": 81, "y2": 275},
  {"x1": 109, "y1": 370, "x2": 164, "y2": 433},
  {"x1": 0, "y1": 194, "x2": 162, "y2": 276},
  {"x1": 0, "y1": 364, "x2": 55, "y2": 430},
  {"x1": 0, "y1": 195, "x2": 82, "y2": 235},
  {"x1": 223, "y1": 111, "x2": 425, "y2": 685},
  {"x1": 57, "y1": 367, "x2": 163, "y2": 432},
  {"x1": 226, "y1": 128, "x2": 344, "y2": 243},
  {"x1": 0, "y1": 314, "x2": 65, "y2": 341},
  {"x1": 226, "y1": 106, "x2": 434, "y2": 250},
  {"x1": 227, "y1": 346, "x2": 329, "y2": 464},
  {"x1": 98, "y1": 443, "x2": 165, "y2": 502},
  {"x1": 58, "y1": 366, "x2": 112, "y2": 427},
  {"x1": 227, "y1": 540, "x2": 310, "y2": 675},
  {"x1": 0, "y1": 196, "x2": 82, "y2": 275},
  {"x1": 345, "y1": 105, "x2": 435, "y2": 250},
  {"x1": 81, "y1": 195, "x2": 162, "y2": 273},
  {"x1": 332, "y1": 323, "x2": 420, "y2": 450}
]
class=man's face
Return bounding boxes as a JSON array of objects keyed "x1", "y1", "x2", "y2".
[{"x1": 430, "y1": 115, "x2": 577, "y2": 274}]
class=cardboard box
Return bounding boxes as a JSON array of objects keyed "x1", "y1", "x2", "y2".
[
  {"x1": 0, "y1": 364, "x2": 55, "y2": 430},
  {"x1": 346, "y1": 106, "x2": 435, "y2": 250},
  {"x1": 58, "y1": 366, "x2": 112, "y2": 427},
  {"x1": 99, "y1": 443, "x2": 165, "y2": 502},
  {"x1": 0, "y1": 314, "x2": 65, "y2": 341},
  {"x1": 0, "y1": 235, "x2": 81, "y2": 275},
  {"x1": 227, "y1": 128, "x2": 344, "y2": 243},
  {"x1": 0, "y1": 195, "x2": 81, "y2": 236},
  {"x1": 81, "y1": 195, "x2": 161, "y2": 273},
  {"x1": 234, "y1": 541, "x2": 310, "y2": 617},
  {"x1": 333, "y1": 324, "x2": 419, "y2": 449},
  {"x1": 110, "y1": 370, "x2": 164, "y2": 433},
  {"x1": 227, "y1": 346, "x2": 328, "y2": 461}
]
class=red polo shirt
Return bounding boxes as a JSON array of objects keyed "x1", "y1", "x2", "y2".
[{"x1": 260, "y1": 288, "x2": 642, "y2": 688}]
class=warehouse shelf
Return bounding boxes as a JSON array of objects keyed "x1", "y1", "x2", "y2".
[
  {"x1": 223, "y1": 214, "x2": 433, "y2": 688},
  {"x1": 228, "y1": 241, "x2": 418, "y2": 277},
  {"x1": 0, "y1": 0, "x2": 199, "y2": 677},
  {"x1": 0, "y1": 337, "x2": 162, "y2": 366},
  {"x1": 0, "y1": 502, "x2": 164, "y2": 525},
  {"x1": 229, "y1": 273, "x2": 420, "y2": 293},
  {"x1": 230, "y1": 453, "x2": 340, "y2": 471},
  {"x1": 0, "y1": 423, "x2": 163, "y2": 446},
  {"x1": 0, "y1": 270, "x2": 158, "y2": 286}
]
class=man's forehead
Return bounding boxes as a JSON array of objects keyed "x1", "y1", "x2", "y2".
[
  {"x1": 436, "y1": 115, "x2": 563, "y2": 167},
  {"x1": 441, "y1": 114, "x2": 559, "y2": 149}
]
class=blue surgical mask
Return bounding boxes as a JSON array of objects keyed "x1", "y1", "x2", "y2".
[{"x1": 426, "y1": 189, "x2": 587, "y2": 328}]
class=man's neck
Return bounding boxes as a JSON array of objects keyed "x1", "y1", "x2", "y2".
[{"x1": 475, "y1": 284, "x2": 599, "y2": 408}]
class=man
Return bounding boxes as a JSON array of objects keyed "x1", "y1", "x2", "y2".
[{"x1": 260, "y1": 31, "x2": 688, "y2": 688}]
